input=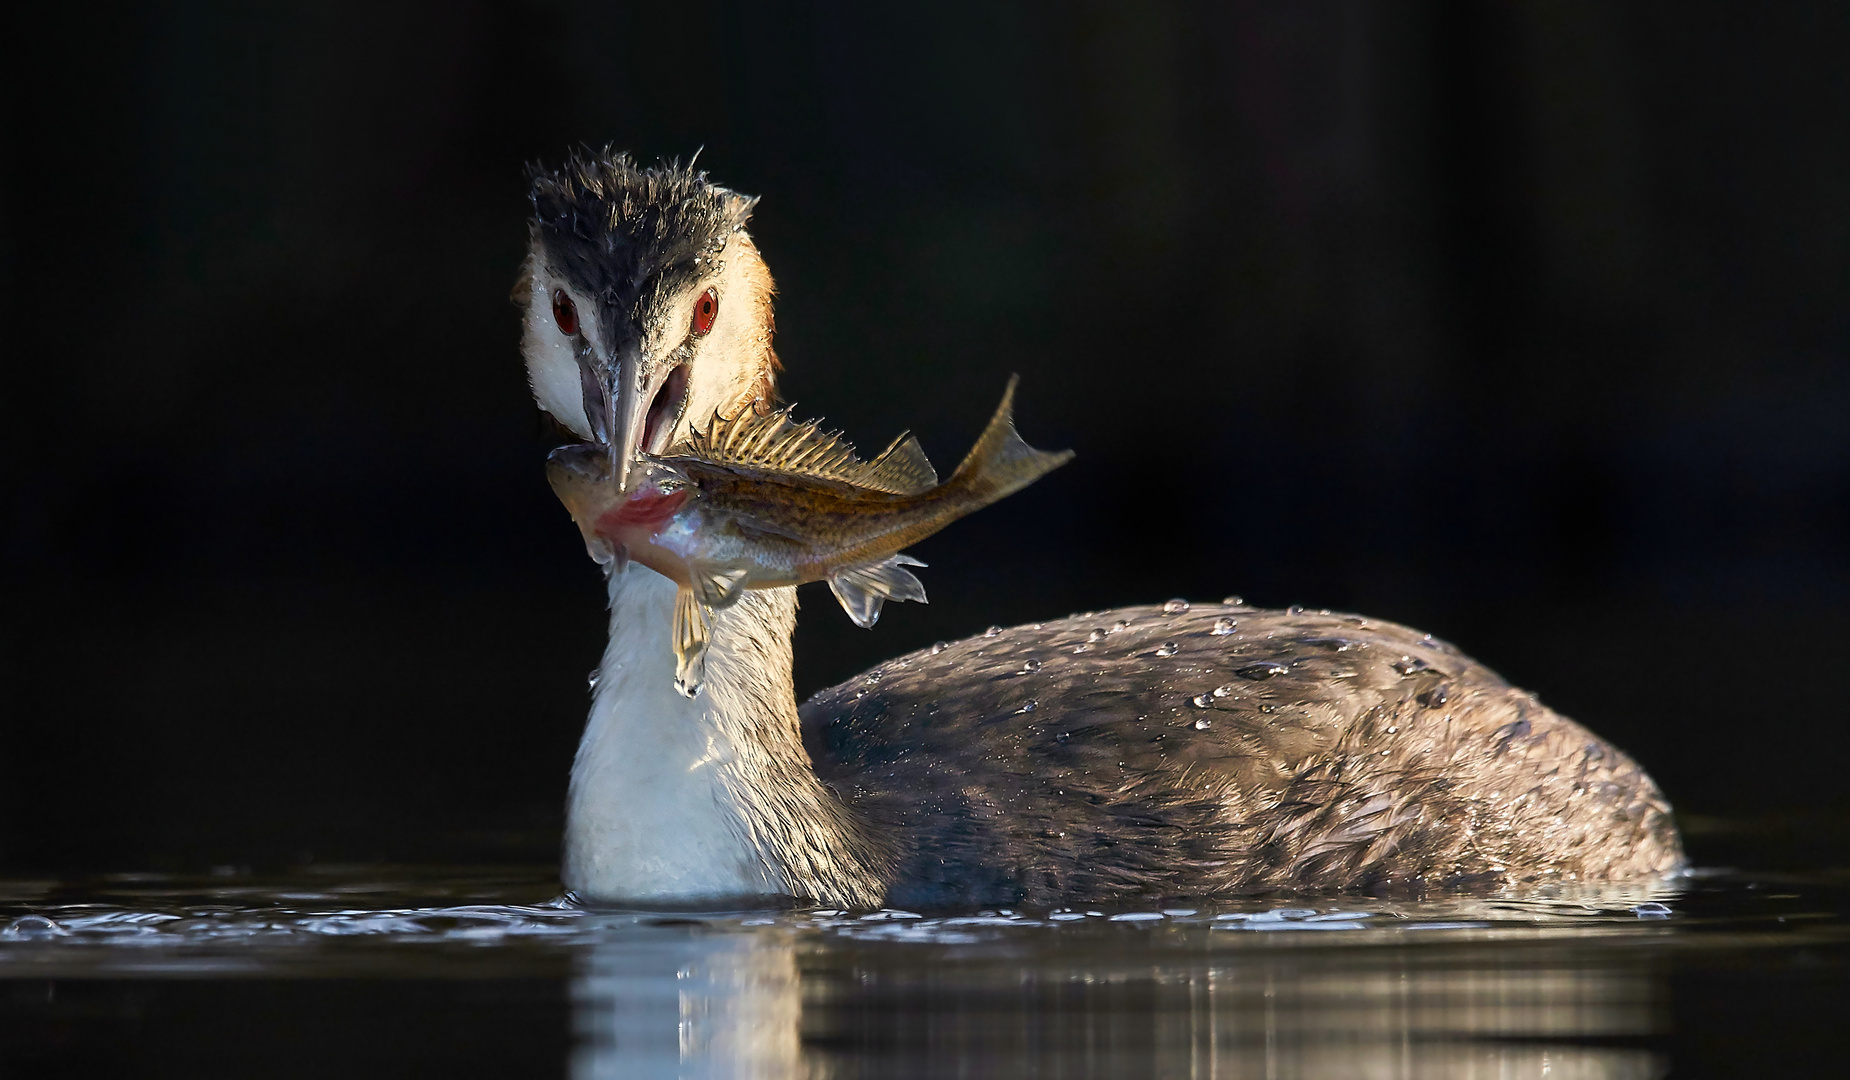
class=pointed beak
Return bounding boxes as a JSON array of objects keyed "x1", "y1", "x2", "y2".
[
  {"x1": 606, "y1": 345, "x2": 649, "y2": 493},
  {"x1": 597, "y1": 343, "x2": 693, "y2": 494}
]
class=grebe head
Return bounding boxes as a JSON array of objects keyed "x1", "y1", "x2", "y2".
[{"x1": 516, "y1": 149, "x2": 779, "y2": 490}]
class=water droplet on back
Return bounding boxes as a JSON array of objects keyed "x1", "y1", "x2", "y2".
[
  {"x1": 1286, "y1": 605, "x2": 1305, "y2": 616},
  {"x1": 1222, "y1": 595, "x2": 1244, "y2": 606},
  {"x1": 1210, "y1": 616, "x2": 1236, "y2": 635},
  {"x1": 1112, "y1": 620, "x2": 1132, "y2": 633},
  {"x1": 1301, "y1": 636, "x2": 1358, "y2": 653},
  {"x1": 1154, "y1": 642, "x2": 1179, "y2": 657},
  {"x1": 1190, "y1": 693, "x2": 1213, "y2": 708},
  {"x1": 1086, "y1": 629, "x2": 1106, "y2": 643},
  {"x1": 1162, "y1": 598, "x2": 1190, "y2": 614},
  {"x1": 1194, "y1": 718, "x2": 1212, "y2": 730},
  {"x1": 1212, "y1": 684, "x2": 1235, "y2": 697},
  {"x1": 930, "y1": 641, "x2": 948, "y2": 655},
  {"x1": 1021, "y1": 658, "x2": 1042, "y2": 673},
  {"x1": 985, "y1": 626, "x2": 1002, "y2": 637},
  {"x1": 1236, "y1": 661, "x2": 1289, "y2": 680}
]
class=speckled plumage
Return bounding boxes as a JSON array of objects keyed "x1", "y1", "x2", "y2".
[{"x1": 801, "y1": 602, "x2": 1684, "y2": 908}]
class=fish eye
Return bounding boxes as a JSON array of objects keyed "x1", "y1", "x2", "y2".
[
  {"x1": 552, "y1": 289, "x2": 579, "y2": 335},
  {"x1": 691, "y1": 287, "x2": 718, "y2": 337}
]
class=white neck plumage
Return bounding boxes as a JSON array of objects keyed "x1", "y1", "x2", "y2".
[{"x1": 563, "y1": 566, "x2": 887, "y2": 908}]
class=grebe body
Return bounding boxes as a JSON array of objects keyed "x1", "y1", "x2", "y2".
[
  {"x1": 521, "y1": 151, "x2": 1684, "y2": 909},
  {"x1": 803, "y1": 602, "x2": 1682, "y2": 909}
]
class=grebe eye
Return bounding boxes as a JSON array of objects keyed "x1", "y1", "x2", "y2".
[
  {"x1": 551, "y1": 289, "x2": 579, "y2": 335},
  {"x1": 691, "y1": 287, "x2": 718, "y2": 336}
]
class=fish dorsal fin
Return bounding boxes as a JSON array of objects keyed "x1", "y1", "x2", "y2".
[
  {"x1": 860, "y1": 432, "x2": 940, "y2": 494},
  {"x1": 689, "y1": 407, "x2": 939, "y2": 495}
]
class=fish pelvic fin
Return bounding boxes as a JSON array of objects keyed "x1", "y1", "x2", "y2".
[
  {"x1": 672, "y1": 586, "x2": 712, "y2": 698},
  {"x1": 688, "y1": 560, "x2": 751, "y2": 609},
  {"x1": 827, "y1": 553, "x2": 929, "y2": 629},
  {"x1": 946, "y1": 374, "x2": 1074, "y2": 502},
  {"x1": 688, "y1": 407, "x2": 938, "y2": 495}
]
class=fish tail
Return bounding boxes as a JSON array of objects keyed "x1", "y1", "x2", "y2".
[{"x1": 945, "y1": 375, "x2": 1074, "y2": 503}]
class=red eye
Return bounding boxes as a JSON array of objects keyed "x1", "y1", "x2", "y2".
[
  {"x1": 551, "y1": 289, "x2": 578, "y2": 335},
  {"x1": 691, "y1": 287, "x2": 718, "y2": 336}
]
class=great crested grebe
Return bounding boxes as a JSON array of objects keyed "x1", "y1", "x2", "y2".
[{"x1": 515, "y1": 151, "x2": 1685, "y2": 909}]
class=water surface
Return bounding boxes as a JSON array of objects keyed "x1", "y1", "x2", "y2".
[{"x1": 1, "y1": 863, "x2": 1845, "y2": 1077}]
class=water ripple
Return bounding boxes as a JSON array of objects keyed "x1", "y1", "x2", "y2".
[{"x1": 0, "y1": 867, "x2": 1840, "y2": 976}]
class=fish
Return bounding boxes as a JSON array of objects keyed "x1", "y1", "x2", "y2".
[{"x1": 547, "y1": 376, "x2": 1073, "y2": 696}]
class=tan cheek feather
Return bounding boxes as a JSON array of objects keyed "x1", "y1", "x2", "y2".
[
  {"x1": 681, "y1": 234, "x2": 782, "y2": 436},
  {"x1": 734, "y1": 235, "x2": 782, "y2": 415}
]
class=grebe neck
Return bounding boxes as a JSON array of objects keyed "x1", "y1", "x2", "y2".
[{"x1": 564, "y1": 566, "x2": 886, "y2": 907}]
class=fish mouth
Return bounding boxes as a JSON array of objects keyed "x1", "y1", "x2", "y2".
[{"x1": 546, "y1": 441, "x2": 611, "y2": 484}]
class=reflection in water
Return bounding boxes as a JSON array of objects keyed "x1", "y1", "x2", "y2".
[
  {"x1": 807, "y1": 955, "x2": 1662, "y2": 1079},
  {"x1": 13, "y1": 870, "x2": 1843, "y2": 1077},
  {"x1": 572, "y1": 926, "x2": 803, "y2": 1079},
  {"x1": 572, "y1": 919, "x2": 1666, "y2": 1079}
]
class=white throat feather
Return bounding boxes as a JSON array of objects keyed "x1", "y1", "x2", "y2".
[{"x1": 563, "y1": 566, "x2": 887, "y2": 907}]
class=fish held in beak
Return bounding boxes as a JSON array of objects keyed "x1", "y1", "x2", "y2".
[{"x1": 547, "y1": 376, "x2": 1072, "y2": 698}]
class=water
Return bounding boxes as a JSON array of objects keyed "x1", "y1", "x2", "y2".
[{"x1": 2, "y1": 861, "x2": 1846, "y2": 1076}]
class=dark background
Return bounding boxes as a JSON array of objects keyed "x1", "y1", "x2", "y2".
[{"x1": 5, "y1": 1, "x2": 1848, "y2": 872}]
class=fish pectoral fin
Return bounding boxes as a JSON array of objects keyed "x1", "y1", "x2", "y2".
[
  {"x1": 827, "y1": 554, "x2": 929, "y2": 630},
  {"x1": 672, "y1": 586, "x2": 712, "y2": 698},
  {"x1": 688, "y1": 560, "x2": 752, "y2": 609}
]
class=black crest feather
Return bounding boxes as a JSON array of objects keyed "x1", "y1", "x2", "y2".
[{"x1": 526, "y1": 147, "x2": 758, "y2": 306}]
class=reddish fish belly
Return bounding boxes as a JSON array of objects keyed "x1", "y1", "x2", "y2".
[
  {"x1": 594, "y1": 488, "x2": 689, "y2": 533},
  {"x1": 585, "y1": 487, "x2": 820, "y2": 593},
  {"x1": 590, "y1": 489, "x2": 695, "y2": 586}
]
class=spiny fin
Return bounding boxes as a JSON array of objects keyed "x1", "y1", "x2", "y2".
[
  {"x1": 688, "y1": 407, "x2": 938, "y2": 495},
  {"x1": 827, "y1": 554, "x2": 928, "y2": 629},
  {"x1": 862, "y1": 432, "x2": 940, "y2": 493},
  {"x1": 672, "y1": 586, "x2": 712, "y2": 698},
  {"x1": 688, "y1": 560, "x2": 751, "y2": 609},
  {"x1": 946, "y1": 374, "x2": 1074, "y2": 503}
]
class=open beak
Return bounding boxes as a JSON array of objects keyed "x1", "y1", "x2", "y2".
[{"x1": 596, "y1": 344, "x2": 692, "y2": 493}]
